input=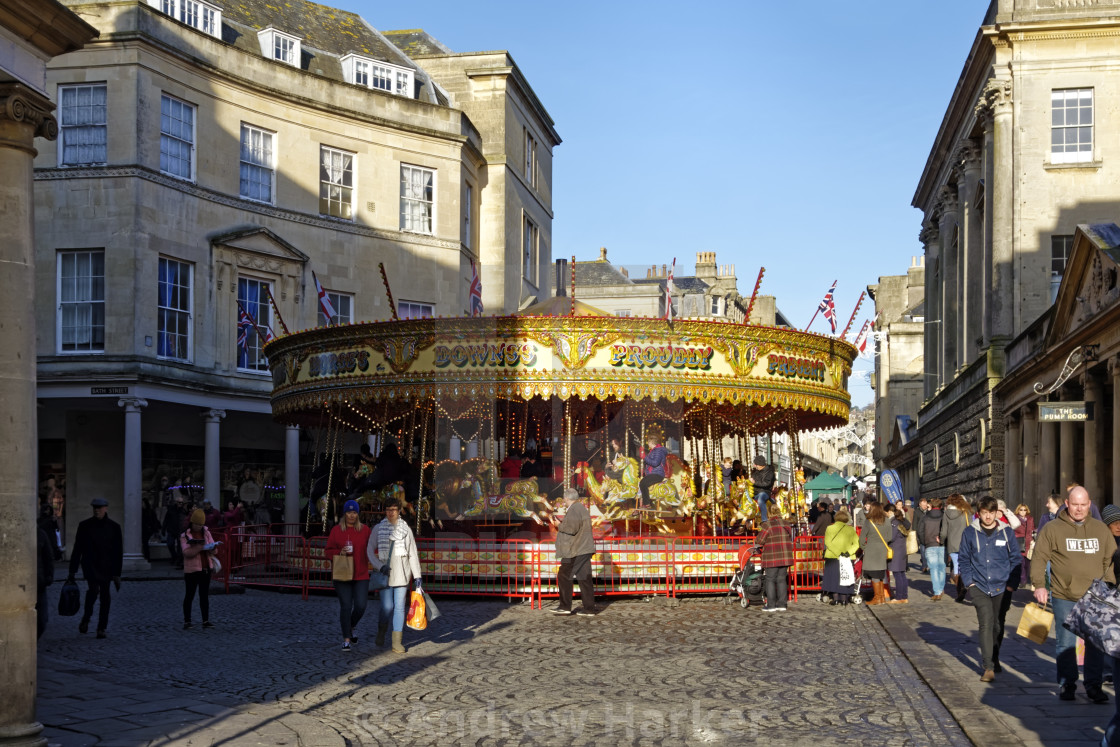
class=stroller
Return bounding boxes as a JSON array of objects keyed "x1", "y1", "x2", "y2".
[{"x1": 727, "y1": 543, "x2": 765, "y2": 608}]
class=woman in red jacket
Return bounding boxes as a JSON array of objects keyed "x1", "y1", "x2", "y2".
[{"x1": 325, "y1": 500, "x2": 372, "y2": 651}]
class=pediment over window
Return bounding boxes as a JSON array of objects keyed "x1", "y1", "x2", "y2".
[
  {"x1": 1047, "y1": 223, "x2": 1120, "y2": 346},
  {"x1": 211, "y1": 226, "x2": 307, "y2": 303},
  {"x1": 211, "y1": 226, "x2": 309, "y2": 267}
]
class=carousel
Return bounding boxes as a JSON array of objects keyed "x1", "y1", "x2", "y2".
[{"x1": 265, "y1": 294, "x2": 857, "y2": 541}]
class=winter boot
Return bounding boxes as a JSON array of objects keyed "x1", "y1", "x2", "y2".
[
  {"x1": 375, "y1": 623, "x2": 388, "y2": 647},
  {"x1": 391, "y1": 631, "x2": 406, "y2": 654},
  {"x1": 867, "y1": 581, "x2": 886, "y2": 605}
]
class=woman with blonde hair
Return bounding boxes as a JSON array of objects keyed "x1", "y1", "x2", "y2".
[
  {"x1": 1013, "y1": 503, "x2": 1035, "y2": 588},
  {"x1": 941, "y1": 494, "x2": 970, "y2": 602}
]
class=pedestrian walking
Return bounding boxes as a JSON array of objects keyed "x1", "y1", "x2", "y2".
[
  {"x1": 325, "y1": 500, "x2": 372, "y2": 650},
  {"x1": 860, "y1": 502, "x2": 893, "y2": 605},
  {"x1": 1013, "y1": 504, "x2": 1035, "y2": 588},
  {"x1": 1100, "y1": 503, "x2": 1120, "y2": 746},
  {"x1": 885, "y1": 502, "x2": 911, "y2": 603},
  {"x1": 67, "y1": 498, "x2": 123, "y2": 639},
  {"x1": 1031, "y1": 486, "x2": 1116, "y2": 703},
  {"x1": 758, "y1": 509, "x2": 794, "y2": 611},
  {"x1": 367, "y1": 499, "x2": 422, "y2": 653},
  {"x1": 551, "y1": 488, "x2": 598, "y2": 616},
  {"x1": 180, "y1": 508, "x2": 220, "y2": 630},
  {"x1": 821, "y1": 508, "x2": 859, "y2": 605},
  {"x1": 959, "y1": 496, "x2": 1021, "y2": 682},
  {"x1": 915, "y1": 497, "x2": 930, "y2": 572},
  {"x1": 941, "y1": 494, "x2": 970, "y2": 602},
  {"x1": 916, "y1": 498, "x2": 946, "y2": 598}
]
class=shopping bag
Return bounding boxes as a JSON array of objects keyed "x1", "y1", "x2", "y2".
[
  {"x1": 58, "y1": 580, "x2": 81, "y2": 617},
  {"x1": 905, "y1": 529, "x2": 919, "y2": 556},
  {"x1": 422, "y1": 589, "x2": 441, "y2": 623},
  {"x1": 331, "y1": 554, "x2": 354, "y2": 582},
  {"x1": 1017, "y1": 602, "x2": 1054, "y2": 645},
  {"x1": 1061, "y1": 579, "x2": 1120, "y2": 658},
  {"x1": 838, "y1": 556, "x2": 856, "y2": 587},
  {"x1": 210, "y1": 556, "x2": 222, "y2": 576},
  {"x1": 406, "y1": 590, "x2": 427, "y2": 630}
]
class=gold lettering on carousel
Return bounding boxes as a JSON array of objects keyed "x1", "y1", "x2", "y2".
[
  {"x1": 608, "y1": 344, "x2": 714, "y2": 370},
  {"x1": 308, "y1": 350, "x2": 371, "y2": 378},
  {"x1": 433, "y1": 343, "x2": 537, "y2": 368},
  {"x1": 766, "y1": 355, "x2": 825, "y2": 382}
]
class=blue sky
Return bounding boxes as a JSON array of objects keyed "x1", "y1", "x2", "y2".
[{"x1": 348, "y1": 1, "x2": 988, "y2": 405}]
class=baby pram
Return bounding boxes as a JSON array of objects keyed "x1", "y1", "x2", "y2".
[{"x1": 726, "y1": 543, "x2": 764, "y2": 608}]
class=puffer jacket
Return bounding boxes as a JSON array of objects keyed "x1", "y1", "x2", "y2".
[{"x1": 958, "y1": 519, "x2": 1020, "y2": 596}]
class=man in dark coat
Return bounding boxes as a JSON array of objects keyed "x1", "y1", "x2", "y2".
[
  {"x1": 551, "y1": 488, "x2": 598, "y2": 616},
  {"x1": 67, "y1": 498, "x2": 123, "y2": 638}
]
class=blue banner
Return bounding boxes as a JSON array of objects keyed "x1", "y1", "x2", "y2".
[{"x1": 880, "y1": 468, "x2": 904, "y2": 505}]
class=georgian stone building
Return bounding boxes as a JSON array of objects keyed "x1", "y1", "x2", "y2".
[
  {"x1": 36, "y1": 0, "x2": 558, "y2": 566},
  {"x1": 913, "y1": 0, "x2": 1120, "y2": 506}
]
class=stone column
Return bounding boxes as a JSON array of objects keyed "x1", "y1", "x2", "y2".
[
  {"x1": 920, "y1": 223, "x2": 940, "y2": 398},
  {"x1": 977, "y1": 78, "x2": 1014, "y2": 345},
  {"x1": 1111, "y1": 358, "x2": 1120, "y2": 506},
  {"x1": 200, "y1": 409, "x2": 226, "y2": 509},
  {"x1": 938, "y1": 185, "x2": 960, "y2": 378},
  {"x1": 1084, "y1": 371, "x2": 1103, "y2": 503},
  {"x1": 1005, "y1": 412, "x2": 1021, "y2": 509},
  {"x1": 117, "y1": 397, "x2": 150, "y2": 571},
  {"x1": 1039, "y1": 419, "x2": 1058, "y2": 504},
  {"x1": 957, "y1": 143, "x2": 983, "y2": 364},
  {"x1": 1021, "y1": 404, "x2": 1038, "y2": 506},
  {"x1": 285, "y1": 425, "x2": 300, "y2": 528},
  {"x1": 1059, "y1": 418, "x2": 1076, "y2": 493},
  {"x1": 0, "y1": 82, "x2": 57, "y2": 747}
]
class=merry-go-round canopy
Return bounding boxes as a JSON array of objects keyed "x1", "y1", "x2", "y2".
[{"x1": 265, "y1": 310, "x2": 858, "y2": 436}]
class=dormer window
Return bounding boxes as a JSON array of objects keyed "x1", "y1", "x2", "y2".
[
  {"x1": 341, "y1": 54, "x2": 414, "y2": 98},
  {"x1": 148, "y1": 0, "x2": 222, "y2": 38},
  {"x1": 258, "y1": 28, "x2": 301, "y2": 68}
]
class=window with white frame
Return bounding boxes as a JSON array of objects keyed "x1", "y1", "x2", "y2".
[
  {"x1": 342, "y1": 54, "x2": 414, "y2": 97},
  {"x1": 400, "y1": 164, "x2": 434, "y2": 234},
  {"x1": 463, "y1": 182, "x2": 473, "y2": 250},
  {"x1": 1051, "y1": 234, "x2": 1074, "y2": 302},
  {"x1": 524, "y1": 128, "x2": 537, "y2": 187},
  {"x1": 399, "y1": 301, "x2": 434, "y2": 320},
  {"x1": 710, "y1": 296, "x2": 722, "y2": 316},
  {"x1": 317, "y1": 291, "x2": 352, "y2": 327},
  {"x1": 160, "y1": 94, "x2": 195, "y2": 180},
  {"x1": 236, "y1": 277, "x2": 271, "y2": 372},
  {"x1": 158, "y1": 257, "x2": 191, "y2": 361},
  {"x1": 522, "y1": 215, "x2": 538, "y2": 285},
  {"x1": 615, "y1": 309, "x2": 631, "y2": 317},
  {"x1": 1051, "y1": 88, "x2": 1093, "y2": 164},
  {"x1": 58, "y1": 250, "x2": 105, "y2": 353},
  {"x1": 149, "y1": 0, "x2": 221, "y2": 38},
  {"x1": 257, "y1": 28, "x2": 301, "y2": 67},
  {"x1": 319, "y1": 146, "x2": 354, "y2": 220},
  {"x1": 240, "y1": 124, "x2": 274, "y2": 203},
  {"x1": 58, "y1": 83, "x2": 107, "y2": 166}
]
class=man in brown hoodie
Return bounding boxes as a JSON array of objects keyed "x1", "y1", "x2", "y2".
[{"x1": 1032, "y1": 486, "x2": 1116, "y2": 703}]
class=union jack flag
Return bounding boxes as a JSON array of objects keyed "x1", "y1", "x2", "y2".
[
  {"x1": 237, "y1": 306, "x2": 253, "y2": 352},
  {"x1": 818, "y1": 281, "x2": 837, "y2": 333},
  {"x1": 469, "y1": 261, "x2": 483, "y2": 316}
]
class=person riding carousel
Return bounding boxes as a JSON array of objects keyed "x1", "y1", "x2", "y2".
[{"x1": 639, "y1": 425, "x2": 668, "y2": 509}]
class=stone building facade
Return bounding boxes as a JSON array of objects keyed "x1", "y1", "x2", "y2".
[
  {"x1": 36, "y1": 0, "x2": 558, "y2": 566},
  {"x1": 913, "y1": 0, "x2": 1120, "y2": 505}
]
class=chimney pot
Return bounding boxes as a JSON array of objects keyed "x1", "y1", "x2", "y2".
[{"x1": 600, "y1": 247, "x2": 608, "y2": 261}]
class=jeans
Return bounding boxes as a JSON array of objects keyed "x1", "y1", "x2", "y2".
[
  {"x1": 757, "y1": 491, "x2": 770, "y2": 522},
  {"x1": 1104, "y1": 655, "x2": 1120, "y2": 746},
  {"x1": 971, "y1": 590, "x2": 1010, "y2": 670},
  {"x1": 183, "y1": 570, "x2": 211, "y2": 623},
  {"x1": 918, "y1": 544, "x2": 928, "y2": 571},
  {"x1": 1053, "y1": 596, "x2": 1105, "y2": 689},
  {"x1": 334, "y1": 578, "x2": 370, "y2": 639},
  {"x1": 379, "y1": 584, "x2": 409, "y2": 632},
  {"x1": 924, "y1": 547, "x2": 946, "y2": 595},
  {"x1": 764, "y1": 566, "x2": 788, "y2": 609},
  {"x1": 949, "y1": 551, "x2": 960, "y2": 576},
  {"x1": 892, "y1": 571, "x2": 909, "y2": 600},
  {"x1": 558, "y1": 553, "x2": 596, "y2": 611},
  {"x1": 82, "y1": 578, "x2": 112, "y2": 632}
]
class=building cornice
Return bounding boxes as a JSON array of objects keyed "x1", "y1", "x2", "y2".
[{"x1": 0, "y1": 0, "x2": 98, "y2": 58}]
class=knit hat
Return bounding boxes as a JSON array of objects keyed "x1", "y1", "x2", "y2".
[
  {"x1": 343, "y1": 499, "x2": 360, "y2": 514},
  {"x1": 190, "y1": 509, "x2": 205, "y2": 525},
  {"x1": 1102, "y1": 504, "x2": 1120, "y2": 526}
]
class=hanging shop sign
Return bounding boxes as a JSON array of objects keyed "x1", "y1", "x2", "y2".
[{"x1": 1038, "y1": 401, "x2": 1093, "y2": 422}]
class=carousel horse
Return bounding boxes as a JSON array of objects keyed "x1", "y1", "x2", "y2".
[
  {"x1": 448, "y1": 458, "x2": 549, "y2": 521},
  {"x1": 577, "y1": 453, "x2": 692, "y2": 517}
]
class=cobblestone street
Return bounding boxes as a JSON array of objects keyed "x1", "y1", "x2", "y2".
[{"x1": 38, "y1": 577, "x2": 971, "y2": 746}]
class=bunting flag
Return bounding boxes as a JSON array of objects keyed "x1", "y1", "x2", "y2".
[
  {"x1": 264, "y1": 286, "x2": 289, "y2": 335},
  {"x1": 853, "y1": 319, "x2": 871, "y2": 355},
  {"x1": 312, "y1": 271, "x2": 336, "y2": 324},
  {"x1": 818, "y1": 281, "x2": 837, "y2": 333},
  {"x1": 469, "y1": 261, "x2": 484, "y2": 316},
  {"x1": 663, "y1": 257, "x2": 676, "y2": 321}
]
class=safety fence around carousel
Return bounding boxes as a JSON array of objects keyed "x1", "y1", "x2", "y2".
[{"x1": 207, "y1": 525, "x2": 829, "y2": 607}]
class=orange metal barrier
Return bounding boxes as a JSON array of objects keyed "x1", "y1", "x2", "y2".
[
  {"x1": 536, "y1": 536, "x2": 674, "y2": 605},
  {"x1": 790, "y1": 535, "x2": 825, "y2": 600},
  {"x1": 418, "y1": 536, "x2": 537, "y2": 603},
  {"x1": 224, "y1": 529, "x2": 311, "y2": 599}
]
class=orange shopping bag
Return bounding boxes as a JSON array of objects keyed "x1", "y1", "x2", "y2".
[{"x1": 406, "y1": 590, "x2": 427, "y2": 630}]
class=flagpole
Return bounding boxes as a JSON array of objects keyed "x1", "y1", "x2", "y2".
[
  {"x1": 264, "y1": 286, "x2": 290, "y2": 335},
  {"x1": 743, "y1": 267, "x2": 765, "y2": 325},
  {"x1": 236, "y1": 299, "x2": 270, "y2": 344},
  {"x1": 840, "y1": 291, "x2": 866, "y2": 340},
  {"x1": 570, "y1": 254, "x2": 576, "y2": 317},
  {"x1": 804, "y1": 279, "x2": 835, "y2": 332},
  {"x1": 378, "y1": 263, "x2": 399, "y2": 321}
]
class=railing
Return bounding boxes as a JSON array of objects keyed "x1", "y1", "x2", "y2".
[{"x1": 418, "y1": 536, "x2": 538, "y2": 604}]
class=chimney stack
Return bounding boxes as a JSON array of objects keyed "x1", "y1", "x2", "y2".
[
  {"x1": 599, "y1": 247, "x2": 608, "y2": 261},
  {"x1": 555, "y1": 259, "x2": 568, "y2": 297}
]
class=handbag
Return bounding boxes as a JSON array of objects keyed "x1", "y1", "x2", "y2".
[
  {"x1": 1017, "y1": 601, "x2": 1054, "y2": 645},
  {"x1": 406, "y1": 589, "x2": 427, "y2": 630},
  {"x1": 871, "y1": 522, "x2": 893, "y2": 561},
  {"x1": 905, "y1": 525, "x2": 919, "y2": 555},
  {"x1": 422, "y1": 589, "x2": 441, "y2": 622},
  {"x1": 58, "y1": 580, "x2": 81, "y2": 617},
  {"x1": 331, "y1": 553, "x2": 354, "y2": 582},
  {"x1": 370, "y1": 539, "x2": 394, "y2": 590},
  {"x1": 1061, "y1": 579, "x2": 1120, "y2": 658}
]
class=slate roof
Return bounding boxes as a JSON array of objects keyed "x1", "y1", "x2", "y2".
[
  {"x1": 632, "y1": 277, "x2": 711, "y2": 294},
  {"x1": 573, "y1": 261, "x2": 634, "y2": 286},
  {"x1": 382, "y1": 29, "x2": 453, "y2": 57}
]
